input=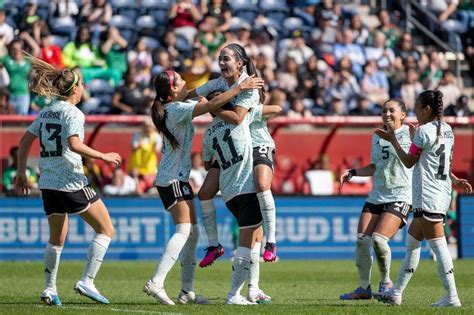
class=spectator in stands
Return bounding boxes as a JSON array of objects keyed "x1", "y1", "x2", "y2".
[
  {"x1": 189, "y1": 152, "x2": 207, "y2": 194},
  {"x1": 79, "y1": 0, "x2": 112, "y2": 43},
  {"x1": 328, "y1": 96, "x2": 347, "y2": 116},
  {"x1": 315, "y1": 0, "x2": 341, "y2": 28},
  {"x1": 304, "y1": 153, "x2": 337, "y2": 195},
  {"x1": 18, "y1": 0, "x2": 44, "y2": 44},
  {"x1": 395, "y1": 32, "x2": 420, "y2": 64},
  {"x1": 278, "y1": 29, "x2": 315, "y2": 68},
  {"x1": 361, "y1": 60, "x2": 390, "y2": 107},
  {"x1": 128, "y1": 37, "x2": 153, "y2": 85},
  {"x1": 349, "y1": 95, "x2": 377, "y2": 116},
  {"x1": 265, "y1": 88, "x2": 288, "y2": 113},
  {"x1": 325, "y1": 70, "x2": 360, "y2": 110},
  {"x1": 349, "y1": 14, "x2": 370, "y2": 46},
  {"x1": 182, "y1": 43, "x2": 212, "y2": 89},
  {"x1": 365, "y1": 31, "x2": 396, "y2": 71},
  {"x1": 287, "y1": 97, "x2": 313, "y2": 119},
  {"x1": 100, "y1": 26, "x2": 128, "y2": 85},
  {"x1": 277, "y1": 56, "x2": 300, "y2": 93},
  {"x1": 0, "y1": 59, "x2": 9, "y2": 88},
  {"x1": 312, "y1": 12, "x2": 340, "y2": 56},
  {"x1": 103, "y1": 167, "x2": 141, "y2": 196},
  {"x1": 235, "y1": 22, "x2": 252, "y2": 48},
  {"x1": 49, "y1": 0, "x2": 79, "y2": 25},
  {"x1": 400, "y1": 67, "x2": 423, "y2": 113},
  {"x1": 1, "y1": 39, "x2": 31, "y2": 115},
  {"x1": 162, "y1": 30, "x2": 184, "y2": 71},
  {"x1": 29, "y1": 93, "x2": 52, "y2": 114},
  {"x1": 197, "y1": 15, "x2": 225, "y2": 58},
  {"x1": 111, "y1": 67, "x2": 151, "y2": 114},
  {"x1": 151, "y1": 49, "x2": 173, "y2": 77},
  {"x1": 255, "y1": 52, "x2": 276, "y2": 87},
  {"x1": 298, "y1": 55, "x2": 327, "y2": 103},
  {"x1": 436, "y1": 70, "x2": 461, "y2": 108},
  {"x1": 444, "y1": 94, "x2": 472, "y2": 116},
  {"x1": 420, "y1": 49, "x2": 444, "y2": 89},
  {"x1": 200, "y1": 0, "x2": 232, "y2": 33},
  {"x1": 2, "y1": 146, "x2": 38, "y2": 196},
  {"x1": 374, "y1": 9, "x2": 400, "y2": 49},
  {"x1": 169, "y1": 0, "x2": 202, "y2": 46},
  {"x1": 40, "y1": 31, "x2": 64, "y2": 69},
  {"x1": 0, "y1": 86, "x2": 15, "y2": 114},
  {"x1": 0, "y1": 9, "x2": 14, "y2": 46},
  {"x1": 128, "y1": 118, "x2": 162, "y2": 193},
  {"x1": 334, "y1": 28, "x2": 366, "y2": 78},
  {"x1": 422, "y1": 0, "x2": 459, "y2": 33}
]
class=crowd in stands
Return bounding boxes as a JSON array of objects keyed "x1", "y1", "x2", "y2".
[{"x1": 0, "y1": 0, "x2": 472, "y2": 118}]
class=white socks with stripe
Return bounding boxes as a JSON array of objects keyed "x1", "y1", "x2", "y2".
[
  {"x1": 257, "y1": 190, "x2": 276, "y2": 243},
  {"x1": 355, "y1": 233, "x2": 373, "y2": 289},
  {"x1": 372, "y1": 232, "x2": 391, "y2": 283},
  {"x1": 428, "y1": 236, "x2": 458, "y2": 299},
  {"x1": 200, "y1": 199, "x2": 219, "y2": 247},
  {"x1": 394, "y1": 234, "x2": 421, "y2": 294},
  {"x1": 248, "y1": 242, "x2": 261, "y2": 291},
  {"x1": 151, "y1": 223, "x2": 191, "y2": 288},
  {"x1": 180, "y1": 224, "x2": 199, "y2": 293},
  {"x1": 44, "y1": 243, "x2": 63, "y2": 293},
  {"x1": 80, "y1": 233, "x2": 111, "y2": 285},
  {"x1": 229, "y1": 247, "x2": 251, "y2": 297}
]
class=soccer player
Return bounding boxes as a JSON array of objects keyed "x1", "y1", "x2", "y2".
[
  {"x1": 142, "y1": 70, "x2": 263, "y2": 305},
  {"x1": 202, "y1": 90, "x2": 281, "y2": 305},
  {"x1": 190, "y1": 43, "x2": 279, "y2": 267},
  {"x1": 375, "y1": 90, "x2": 472, "y2": 307},
  {"x1": 15, "y1": 55, "x2": 121, "y2": 306},
  {"x1": 339, "y1": 99, "x2": 413, "y2": 300}
]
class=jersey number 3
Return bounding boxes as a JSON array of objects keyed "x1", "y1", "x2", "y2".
[
  {"x1": 212, "y1": 129, "x2": 243, "y2": 170},
  {"x1": 39, "y1": 123, "x2": 63, "y2": 157}
]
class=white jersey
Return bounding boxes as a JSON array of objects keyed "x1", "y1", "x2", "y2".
[
  {"x1": 156, "y1": 100, "x2": 197, "y2": 186},
  {"x1": 27, "y1": 100, "x2": 88, "y2": 191},
  {"x1": 202, "y1": 106, "x2": 262, "y2": 202},
  {"x1": 412, "y1": 121, "x2": 454, "y2": 214},
  {"x1": 367, "y1": 125, "x2": 413, "y2": 204},
  {"x1": 195, "y1": 73, "x2": 274, "y2": 148}
]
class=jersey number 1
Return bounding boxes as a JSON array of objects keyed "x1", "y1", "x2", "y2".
[
  {"x1": 435, "y1": 144, "x2": 447, "y2": 180},
  {"x1": 212, "y1": 129, "x2": 243, "y2": 170},
  {"x1": 39, "y1": 123, "x2": 63, "y2": 157}
]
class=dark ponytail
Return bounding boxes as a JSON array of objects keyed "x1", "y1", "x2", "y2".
[
  {"x1": 225, "y1": 43, "x2": 265, "y2": 103},
  {"x1": 151, "y1": 72, "x2": 180, "y2": 149},
  {"x1": 417, "y1": 90, "x2": 444, "y2": 143}
]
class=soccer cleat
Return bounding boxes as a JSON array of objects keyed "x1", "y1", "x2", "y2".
[
  {"x1": 374, "y1": 289, "x2": 402, "y2": 305},
  {"x1": 263, "y1": 242, "x2": 277, "y2": 262},
  {"x1": 225, "y1": 294, "x2": 258, "y2": 305},
  {"x1": 40, "y1": 289, "x2": 62, "y2": 306},
  {"x1": 378, "y1": 281, "x2": 393, "y2": 293},
  {"x1": 74, "y1": 281, "x2": 110, "y2": 304},
  {"x1": 143, "y1": 280, "x2": 175, "y2": 305},
  {"x1": 431, "y1": 295, "x2": 461, "y2": 307},
  {"x1": 248, "y1": 289, "x2": 272, "y2": 304},
  {"x1": 339, "y1": 285, "x2": 372, "y2": 300},
  {"x1": 177, "y1": 290, "x2": 212, "y2": 305},
  {"x1": 199, "y1": 244, "x2": 225, "y2": 268}
]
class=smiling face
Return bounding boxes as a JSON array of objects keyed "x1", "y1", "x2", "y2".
[
  {"x1": 382, "y1": 100, "x2": 406, "y2": 130},
  {"x1": 218, "y1": 47, "x2": 244, "y2": 82},
  {"x1": 171, "y1": 72, "x2": 188, "y2": 100}
]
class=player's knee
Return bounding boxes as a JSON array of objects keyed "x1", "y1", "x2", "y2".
[
  {"x1": 372, "y1": 232, "x2": 389, "y2": 253},
  {"x1": 356, "y1": 233, "x2": 372, "y2": 248},
  {"x1": 101, "y1": 225, "x2": 115, "y2": 238},
  {"x1": 255, "y1": 182, "x2": 270, "y2": 192},
  {"x1": 406, "y1": 234, "x2": 422, "y2": 250},
  {"x1": 176, "y1": 223, "x2": 192, "y2": 238}
]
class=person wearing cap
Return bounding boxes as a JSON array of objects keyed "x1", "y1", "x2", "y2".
[
  {"x1": 278, "y1": 29, "x2": 314, "y2": 67},
  {"x1": 444, "y1": 95, "x2": 472, "y2": 117}
]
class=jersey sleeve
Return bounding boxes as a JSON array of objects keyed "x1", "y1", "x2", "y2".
[
  {"x1": 64, "y1": 110, "x2": 85, "y2": 138},
  {"x1": 195, "y1": 78, "x2": 223, "y2": 97},
  {"x1": 26, "y1": 115, "x2": 41, "y2": 136},
  {"x1": 168, "y1": 101, "x2": 196, "y2": 124},
  {"x1": 412, "y1": 126, "x2": 432, "y2": 150},
  {"x1": 370, "y1": 134, "x2": 378, "y2": 164},
  {"x1": 233, "y1": 89, "x2": 258, "y2": 110},
  {"x1": 202, "y1": 132, "x2": 213, "y2": 162},
  {"x1": 247, "y1": 105, "x2": 263, "y2": 124}
]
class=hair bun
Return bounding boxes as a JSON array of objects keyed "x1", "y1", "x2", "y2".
[{"x1": 434, "y1": 90, "x2": 443, "y2": 100}]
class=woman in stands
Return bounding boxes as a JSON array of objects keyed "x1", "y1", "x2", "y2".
[
  {"x1": 340, "y1": 99, "x2": 413, "y2": 300},
  {"x1": 142, "y1": 70, "x2": 263, "y2": 305},
  {"x1": 15, "y1": 55, "x2": 121, "y2": 306},
  {"x1": 189, "y1": 44, "x2": 279, "y2": 271},
  {"x1": 375, "y1": 90, "x2": 472, "y2": 307}
]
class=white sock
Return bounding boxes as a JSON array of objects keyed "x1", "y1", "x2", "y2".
[
  {"x1": 355, "y1": 233, "x2": 373, "y2": 289},
  {"x1": 229, "y1": 246, "x2": 251, "y2": 297},
  {"x1": 428, "y1": 237, "x2": 458, "y2": 298},
  {"x1": 257, "y1": 190, "x2": 276, "y2": 243},
  {"x1": 81, "y1": 234, "x2": 111, "y2": 285},
  {"x1": 180, "y1": 224, "x2": 199, "y2": 293},
  {"x1": 248, "y1": 242, "x2": 261, "y2": 291},
  {"x1": 44, "y1": 243, "x2": 63, "y2": 292},
  {"x1": 372, "y1": 232, "x2": 391, "y2": 283},
  {"x1": 151, "y1": 223, "x2": 191, "y2": 288},
  {"x1": 200, "y1": 199, "x2": 219, "y2": 247},
  {"x1": 394, "y1": 234, "x2": 421, "y2": 294}
]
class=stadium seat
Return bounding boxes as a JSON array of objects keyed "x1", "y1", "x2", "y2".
[
  {"x1": 109, "y1": 15, "x2": 136, "y2": 45},
  {"x1": 230, "y1": 0, "x2": 260, "y2": 24},
  {"x1": 259, "y1": 1, "x2": 290, "y2": 22},
  {"x1": 136, "y1": 15, "x2": 163, "y2": 38},
  {"x1": 140, "y1": 36, "x2": 161, "y2": 51},
  {"x1": 3, "y1": 2, "x2": 20, "y2": 26},
  {"x1": 174, "y1": 33, "x2": 192, "y2": 57},
  {"x1": 35, "y1": 0, "x2": 51, "y2": 21},
  {"x1": 111, "y1": 0, "x2": 140, "y2": 21},
  {"x1": 292, "y1": 7, "x2": 316, "y2": 26},
  {"x1": 49, "y1": 35, "x2": 69, "y2": 48},
  {"x1": 87, "y1": 79, "x2": 115, "y2": 97},
  {"x1": 141, "y1": 0, "x2": 171, "y2": 26},
  {"x1": 49, "y1": 18, "x2": 76, "y2": 41}
]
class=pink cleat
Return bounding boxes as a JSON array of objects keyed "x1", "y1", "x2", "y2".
[
  {"x1": 199, "y1": 244, "x2": 225, "y2": 268},
  {"x1": 263, "y1": 242, "x2": 277, "y2": 262}
]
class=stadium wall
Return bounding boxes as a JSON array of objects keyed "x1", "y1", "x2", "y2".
[
  {"x1": 0, "y1": 196, "x2": 436, "y2": 261},
  {"x1": 459, "y1": 196, "x2": 474, "y2": 258}
]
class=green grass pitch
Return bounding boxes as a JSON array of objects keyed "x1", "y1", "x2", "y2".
[{"x1": 0, "y1": 259, "x2": 473, "y2": 314}]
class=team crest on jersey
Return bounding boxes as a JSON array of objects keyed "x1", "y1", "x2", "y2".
[{"x1": 182, "y1": 185, "x2": 190, "y2": 195}]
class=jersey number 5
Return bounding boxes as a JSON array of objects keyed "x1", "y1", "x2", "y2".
[
  {"x1": 39, "y1": 123, "x2": 63, "y2": 157},
  {"x1": 212, "y1": 129, "x2": 243, "y2": 170},
  {"x1": 382, "y1": 146, "x2": 389, "y2": 160}
]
